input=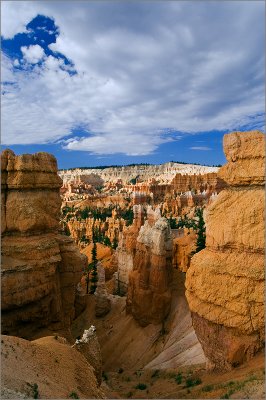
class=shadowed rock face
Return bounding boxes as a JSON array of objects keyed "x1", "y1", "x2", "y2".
[
  {"x1": 126, "y1": 207, "x2": 173, "y2": 326},
  {"x1": 1, "y1": 150, "x2": 87, "y2": 338},
  {"x1": 185, "y1": 130, "x2": 265, "y2": 370}
]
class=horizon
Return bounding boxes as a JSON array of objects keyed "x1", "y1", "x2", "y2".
[{"x1": 1, "y1": 1, "x2": 265, "y2": 169}]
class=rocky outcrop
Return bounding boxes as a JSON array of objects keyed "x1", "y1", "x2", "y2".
[
  {"x1": 171, "y1": 172, "x2": 226, "y2": 193},
  {"x1": 185, "y1": 130, "x2": 265, "y2": 370},
  {"x1": 126, "y1": 207, "x2": 173, "y2": 326},
  {"x1": 1, "y1": 150, "x2": 87, "y2": 338},
  {"x1": 95, "y1": 264, "x2": 111, "y2": 317},
  {"x1": 59, "y1": 162, "x2": 219, "y2": 185},
  {"x1": 172, "y1": 228, "x2": 197, "y2": 272},
  {"x1": 73, "y1": 327, "x2": 102, "y2": 386},
  {"x1": 114, "y1": 205, "x2": 145, "y2": 295}
]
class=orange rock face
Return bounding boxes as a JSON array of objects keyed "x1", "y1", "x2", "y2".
[
  {"x1": 126, "y1": 207, "x2": 173, "y2": 326},
  {"x1": 1, "y1": 150, "x2": 87, "y2": 338},
  {"x1": 114, "y1": 205, "x2": 144, "y2": 295},
  {"x1": 172, "y1": 228, "x2": 197, "y2": 272},
  {"x1": 185, "y1": 130, "x2": 265, "y2": 370},
  {"x1": 171, "y1": 172, "x2": 226, "y2": 193}
]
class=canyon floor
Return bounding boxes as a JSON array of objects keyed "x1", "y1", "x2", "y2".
[{"x1": 71, "y1": 270, "x2": 265, "y2": 400}]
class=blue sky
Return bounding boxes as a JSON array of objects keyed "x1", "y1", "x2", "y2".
[{"x1": 1, "y1": 1, "x2": 265, "y2": 168}]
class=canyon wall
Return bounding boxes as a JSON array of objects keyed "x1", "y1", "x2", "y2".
[
  {"x1": 126, "y1": 207, "x2": 173, "y2": 326},
  {"x1": 171, "y1": 172, "x2": 226, "y2": 193},
  {"x1": 185, "y1": 130, "x2": 265, "y2": 370},
  {"x1": 1, "y1": 150, "x2": 87, "y2": 338},
  {"x1": 59, "y1": 162, "x2": 219, "y2": 185}
]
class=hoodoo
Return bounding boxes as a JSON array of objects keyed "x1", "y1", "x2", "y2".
[
  {"x1": 1, "y1": 150, "x2": 87, "y2": 338},
  {"x1": 185, "y1": 131, "x2": 265, "y2": 370},
  {"x1": 126, "y1": 206, "x2": 173, "y2": 326}
]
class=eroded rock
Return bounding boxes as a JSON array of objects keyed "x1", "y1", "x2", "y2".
[
  {"x1": 185, "y1": 130, "x2": 265, "y2": 370},
  {"x1": 1, "y1": 150, "x2": 87, "y2": 338},
  {"x1": 127, "y1": 207, "x2": 173, "y2": 326}
]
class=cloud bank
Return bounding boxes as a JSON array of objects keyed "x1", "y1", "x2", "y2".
[{"x1": 1, "y1": 1, "x2": 265, "y2": 155}]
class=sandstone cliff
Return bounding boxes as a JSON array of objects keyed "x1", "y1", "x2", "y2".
[
  {"x1": 127, "y1": 207, "x2": 173, "y2": 326},
  {"x1": 185, "y1": 130, "x2": 265, "y2": 370},
  {"x1": 59, "y1": 162, "x2": 219, "y2": 185},
  {"x1": 1, "y1": 150, "x2": 87, "y2": 338},
  {"x1": 171, "y1": 172, "x2": 226, "y2": 194}
]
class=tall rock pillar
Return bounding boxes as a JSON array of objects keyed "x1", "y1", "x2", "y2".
[
  {"x1": 1, "y1": 150, "x2": 87, "y2": 338},
  {"x1": 185, "y1": 131, "x2": 265, "y2": 370}
]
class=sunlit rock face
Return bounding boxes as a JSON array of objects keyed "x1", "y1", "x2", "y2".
[
  {"x1": 1, "y1": 150, "x2": 87, "y2": 338},
  {"x1": 114, "y1": 205, "x2": 145, "y2": 295},
  {"x1": 185, "y1": 131, "x2": 265, "y2": 370},
  {"x1": 126, "y1": 207, "x2": 173, "y2": 326}
]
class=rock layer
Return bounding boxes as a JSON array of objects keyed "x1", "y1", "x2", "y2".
[
  {"x1": 127, "y1": 207, "x2": 173, "y2": 326},
  {"x1": 1, "y1": 150, "x2": 87, "y2": 338},
  {"x1": 185, "y1": 130, "x2": 265, "y2": 370}
]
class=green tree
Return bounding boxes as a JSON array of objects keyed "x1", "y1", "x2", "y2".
[
  {"x1": 103, "y1": 236, "x2": 111, "y2": 247},
  {"x1": 195, "y1": 208, "x2": 206, "y2": 252},
  {"x1": 112, "y1": 236, "x2": 118, "y2": 250},
  {"x1": 168, "y1": 215, "x2": 178, "y2": 229},
  {"x1": 90, "y1": 241, "x2": 98, "y2": 293}
]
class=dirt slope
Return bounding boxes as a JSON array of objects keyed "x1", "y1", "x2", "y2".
[
  {"x1": 72, "y1": 270, "x2": 205, "y2": 371},
  {"x1": 1, "y1": 335, "x2": 104, "y2": 399}
]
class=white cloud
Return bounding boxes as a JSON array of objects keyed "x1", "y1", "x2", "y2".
[
  {"x1": 190, "y1": 146, "x2": 212, "y2": 151},
  {"x1": 0, "y1": 1, "x2": 37, "y2": 38},
  {"x1": 1, "y1": 1, "x2": 265, "y2": 155},
  {"x1": 21, "y1": 44, "x2": 45, "y2": 64}
]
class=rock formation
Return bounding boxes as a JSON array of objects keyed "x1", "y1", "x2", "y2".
[
  {"x1": 172, "y1": 228, "x2": 197, "y2": 272},
  {"x1": 185, "y1": 130, "x2": 265, "y2": 370},
  {"x1": 171, "y1": 172, "x2": 226, "y2": 194},
  {"x1": 94, "y1": 264, "x2": 111, "y2": 317},
  {"x1": 126, "y1": 207, "x2": 173, "y2": 326},
  {"x1": 59, "y1": 162, "x2": 219, "y2": 186},
  {"x1": 1, "y1": 150, "x2": 87, "y2": 338},
  {"x1": 73, "y1": 326, "x2": 102, "y2": 386},
  {"x1": 114, "y1": 205, "x2": 145, "y2": 295}
]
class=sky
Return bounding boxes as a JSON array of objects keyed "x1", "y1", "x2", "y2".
[{"x1": 1, "y1": 0, "x2": 265, "y2": 169}]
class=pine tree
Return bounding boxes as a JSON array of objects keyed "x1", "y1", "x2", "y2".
[
  {"x1": 90, "y1": 241, "x2": 98, "y2": 294},
  {"x1": 112, "y1": 236, "x2": 118, "y2": 250},
  {"x1": 195, "y1": 208, "x2": 206, "y2": 252}
]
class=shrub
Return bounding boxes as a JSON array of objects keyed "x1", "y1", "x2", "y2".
[
  {"x1": 221, "y1": 394, "x2": 229, "y2": 399},
  {"x1": 126, "y1": 391, "x2": 133, "y2": 398},
  {"x1": 175, "y1": 372, "x2": 182, "y2": 384},
  {"x1": 102, "y1": 371, "x2": 108, "y2": 381},
  {"x1": 185, "y1": 377, "x2": 202, "y2": 387},
  {"x1": 118, "y1": 367, "x2": 124, "y2": 374},
  {"x1": 202, "y1": 384, "x2": 214, "y2": 392},
  {"x1": 31, "y1": 383, "x2": 39, "y2": 399},
  {"x1": 135, "y1": 383, "x2": 147, "y2": 390},
  {"x1": 69, "y1": 392, "x2": 79, "y2": 399}
]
